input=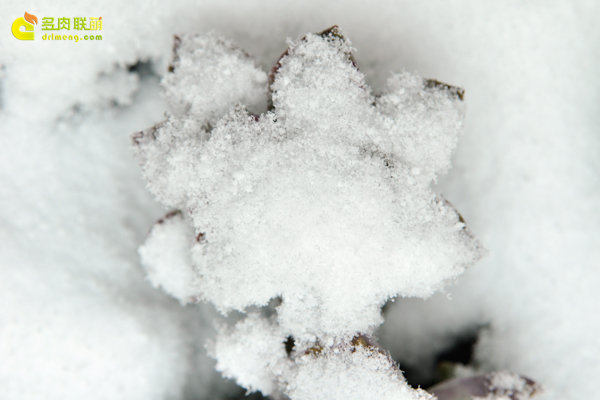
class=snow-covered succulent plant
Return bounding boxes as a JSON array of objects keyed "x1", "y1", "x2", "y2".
[{"x1": 133, "y1": 26, "x2": 496, "y2": 399}]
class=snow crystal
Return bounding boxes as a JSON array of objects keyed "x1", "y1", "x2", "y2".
[
  {"x1": 139, "y1": 210, "x2": 200, "y2": 304},
  {"x1": 287, "y1": 344, "x2": 433, "y2": 400},
  {"x1": 163, "y1": 33, "x2": 268, "y2": 122},
  {"x1": 270, "y1": 31, "x2": 373, "y2": 144},
  {"x1": 377, "y1": 73, "x2": 464, "y2": 180},
  {"x1": 135, "y1": 28, "x2": 482, "y2": 344},
  {"x1": 211, "y1": 313, "x2": 289, "y2": 396}
]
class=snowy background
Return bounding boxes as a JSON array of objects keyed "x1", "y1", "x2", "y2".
[{"x1": 1, "y1": 1, "x2": 598, "y2": 399}]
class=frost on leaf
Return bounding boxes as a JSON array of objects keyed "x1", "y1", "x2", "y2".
[{"x1": 133, "y1": 26, "x2": 483, "y2": 399}]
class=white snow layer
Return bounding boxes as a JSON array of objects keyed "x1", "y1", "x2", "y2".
[
  {"x1": 1, "y1": 1, "x2": 598, "y2": 400},
  {"x1": 0, "y1": 81, "x2": 231, "y2": 399}
]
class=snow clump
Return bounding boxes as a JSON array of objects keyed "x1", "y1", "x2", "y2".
[{"x1": 134, "y1": 26, "x2": 483, "y2": 399}]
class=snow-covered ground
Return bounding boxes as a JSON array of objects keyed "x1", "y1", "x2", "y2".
[{"x1": 1, "y1": 1, "x2": 598, "y2": 399}]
